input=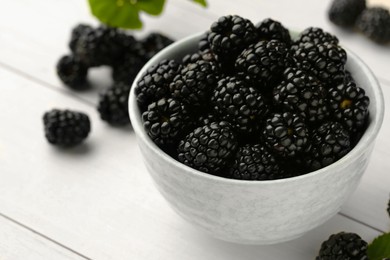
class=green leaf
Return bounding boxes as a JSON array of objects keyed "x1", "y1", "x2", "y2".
[
  {"x1": 367, "y1": 233, "x2": 390, "y2": 260},
  {"x1": 137, "y1": 0, "x2": 165, "y2": 15},
  {"x1": 191, "y1": 0, "x2": 207, "y2": 7},
  {"x1": 88, "y1": 0, "x2": 143, "y2": 29}
]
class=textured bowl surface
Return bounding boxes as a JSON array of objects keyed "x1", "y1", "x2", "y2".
[{"x1": 129, "y1": 33, "x2": 384, "y2": 244}]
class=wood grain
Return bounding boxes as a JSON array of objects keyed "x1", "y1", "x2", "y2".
[{"x1": 0, "y1": 214, "x2": 86, "y2": 260}]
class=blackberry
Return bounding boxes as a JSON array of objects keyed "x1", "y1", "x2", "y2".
[
  {"x1": 273, "y1": 67, "x2": 328, "y2": 123},
  {"x1": 208, "y1": 15, "x2": 257, "y2": 59},
  {"x1": 328, "y1": 80, "x2": 369, "y2": 132},
  {"x1": 137, "y1": 33, "x2": 174, "y2": 61},
  {"x1": 235, "y1": 40, "x2": 288, "y2": 87},
  {"x1": 295, "y1": 27, "x2": 339, "y2": 46},
  {"x1": 170, "y1": 59, "x2": 218, "y2": 108},
  {"x1": 356, "y1": 7, "x2": 390, "y2": 44},
  {"x1": 228, "y1": 144, "x2": 288, "y2": 180},
  {"x1": 56, "y1": 55, "x2": 88, "y2": 89},
  {"x1": 74, "y1": 26, "x2": 124, "y2": 66},
  {"x1": 256, "y1": 18, "x2": 292, "y2": 45},
  {"x1": 263, "y1": 112, "x2": 310, "y2": 158},
  {"x1": 97, "y1": 83, "x2": 131, "y2": 125},
  {"x1": 43, "y1": 109, "x2": 90, "y2": 146},
  {"x1": 135, "y1": 59, "x2": 179, "y2": 111},
  {"x1": 388, "y1": 198, "x2": 390, "y2": 218},
  {"x1": 305, "y1": 121, "x2": 351, "y2": 171},
  {"x1": 69, "y1": 24, "x2": 93, "y2": 53},
  {"x1": 177, "y1": 121, "x2": 237, "y2": 174},
  {"x1": 112, "y1": 53, "x2": 145, "y2": 84},
  {"x1": 142, "y1": 98, "x2": 191, "y2": 147},
  {"x1": 211, "y1": 76, "x2": 268, "y2": 134},
  {"x1": 328, "y1": 0, "x2": 366, "y2": 27},
  {"x1": 316, "y1": 232, "x2": 368, "y2": 260},
  {"x1": 293, "y1": 42, "x2": 347, "y2": 85}
]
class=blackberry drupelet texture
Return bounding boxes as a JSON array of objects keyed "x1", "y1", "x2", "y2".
[
  {"x1": 328, "y1": 0, "x2": 366, "y2": 27},
  {"x1": 294, "y1": 27, "x2": 339, "y2": 46},
  {"x1": 74, "y1": 26, "x2": 124, "y2": 66},
  {"x1": 316, "y1": 232, "x2": 368, "y2": 260},
  {"x1": 97, "y1": 83, "x2": 131, "y2": 125},
  {"x1": 56, "y1": 55, "x2": 88, "y2": 89},
  {"x1": 235, "y1": 40, "x2": 288, "y2": 88},
  {"x1": 211, "y1": 76, "x2": 268, "y2": 134},
  {"x1": 356, "y1": 7, "x2": 390, "y2": 44},
  {"x1": 228, "y1": 144, "x2": 287, "y2": 180},
  {"x1": 170, "y1": 59, "x2": 218, "y2": 108},
  {"x1": 305, "y1": 121, "x2": 351, "y2": 171},
  {"x1": 137, "y1": 33, "x2": 174, "y2": 61},
  {"x1": 142, "y1": 98, "x2": 191, "y2": 147},
  {"x1": 135, "y1": 59, "x2": 180, "y2": 110},
  {"x1": 112, "y1": 53, "x2": 145, "y2": 84},
  {"x1": 328, "y1": 80, "x2": 370, "y2": 132},
  {"x1": 43, "y1": 109, "x2": 90, "y2": 146},
  {"x1": 263, "y1": 112, "x2": 310, "y2": 157},
  {"x1": 273, "y1": 67, "x2": 328, "y2": 123},
  {"x1": 208, "y1": 15, "x2": 257, "y2": 60},
  {"x1": 256, "y1": 18, "x2": 292, "y2": 45},
  {"x1": 69, "y1": 24, "x2": 93, "y2": 53},
  {"x1": 293, "y1": 42, "x2": 347, "y2": 85},
  {"x1": 177, "y1": 121, "x2": 238, "y2": 174}
]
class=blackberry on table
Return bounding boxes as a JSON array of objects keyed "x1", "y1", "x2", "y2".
[
  {"x1": 235, "y1": 40, "x2": 288, "y2": 88},
  {"x1": 112, "y1": 53, "x2": 145, "y2": 84},
  {"x1": 208, "y1": 15, "x2": 257, "y2": 60},
  {"x1": 74, "y1": 26, "x2": 124, "y2": 66},
  {"x1": 293, "y1": 42, "x2": 347, "y2": 85},
  {"x1": 43, "y1": 109, "x2": 90, "y2": 146},
  {"x1": 387, "y1": 198, "x2": 390, "y2": 218},
  {"x1": 177, "y1": 121, "x2": 238, "y2": 174},
  {"x1": 328, "y1": 0, "x2": 366, "y2": 27},
  {"x1": 56, "y1": 55, "x2": 88, "y2": 89},
  {"x1": 305, "y1": 121, "x2": 351, "y2": 171},
  {"x1": 316, "y1": 232, "x2": 368, "y2": 260},
  {"x1": 69, "y1": 24, "x2": 93, "y2": 53},
  {"x1": 356, "y1": 7, "x2": 390, "y2": 44},
  {"x1": 211, "y1": 76, "x2": 269, "y2": 134},
  {"x1": 263, "y1": 112, "x2": 310, "y2": 158},
  {"x1": 97, "y1": 83, "x2": 131, "y2": 125},
  {"x1": 328, "y1": 80, "x2": 370, "y2": 132},
  {"x1": 137, "y1": 33, "x2": 174, "y2": 61},
  {"x1": 295, "y1": 27, "x2": 339, "y2": 46},
  {"x1": 228, "y1": 144, "x2": 288, "y2": 180},
  {"x1": 256, "y1": 18, "x2": 292, "y2": 45},
  {"x1": 273, "y1": 67, "x2": 328, "y2": 123},
  {"x1": 142, "y1": 98, "x2": 191, "y2": 147},
  {"x1": 135, "y1": 59, "x2": 180, "y2": 111}
]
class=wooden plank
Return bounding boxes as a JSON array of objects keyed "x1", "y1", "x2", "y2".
[
  {"x1": 0, "y1": 214, "x2": 86, "y2": 260},
  {"x1": 0, "y1": 66, "x2": 383, "y2": 259}
]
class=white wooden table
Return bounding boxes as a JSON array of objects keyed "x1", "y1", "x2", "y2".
[{"x1": 0, "y1": 0, "x2": 389, "y2": 259}]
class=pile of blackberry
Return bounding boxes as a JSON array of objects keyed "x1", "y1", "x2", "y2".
[
  {"x1": 328, "y1": 0, "x2": 390, "y2": 44},
  {"x1": 136, "y1": 16, "x2": 370, "y2": 180},
  {"x1": 46, "y1": 24, "x2": 173, "y2": 146},
  {"x1": 56, "y1": 23, "x2": 173, "y2": 127}
]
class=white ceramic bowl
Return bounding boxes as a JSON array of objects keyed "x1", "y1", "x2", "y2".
[{"x1": 129, "y1": 33, "x2": 384, "y2": 244}]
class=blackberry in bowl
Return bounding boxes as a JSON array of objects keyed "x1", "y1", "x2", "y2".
[{"x1": 129, "y1": 17, "x2": 384, "y2": 244}]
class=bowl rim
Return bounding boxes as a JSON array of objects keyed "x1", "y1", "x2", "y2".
[{"x1": 129, "y1": 32, "x2": 385, "y2": 185}]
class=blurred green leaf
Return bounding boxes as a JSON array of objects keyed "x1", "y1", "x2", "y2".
[
  {"x1": 88, "y1": 0, "x2": 142, "y2": 29},
  {"x1": 88, "y1": 0, "x2": 206, "y2": 29},
  {"x1": 191, "y1": 0, "x2": 207, "y2": 7},
  {"x1": 367, "y1": 233, "x2": 390, "y2": 260},
  {"x1": 137, "y1": 0, "x2": 165, "y2": 15}
]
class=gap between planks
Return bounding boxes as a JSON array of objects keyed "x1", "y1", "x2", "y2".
[{"x1": 0, "y1": 212, "x2": 93, "y2": 260}]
